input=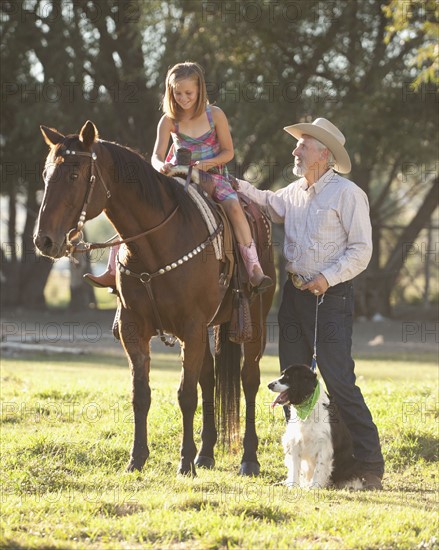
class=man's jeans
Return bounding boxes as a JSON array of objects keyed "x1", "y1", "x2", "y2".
[{"x1": 278, "y1": 278, "x2": 384, "y2": 473}]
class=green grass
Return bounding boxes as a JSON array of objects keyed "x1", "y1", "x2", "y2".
[
  {"x1": 45, "y1": 269, "x2": 118, "y2": 310},
  {"x1": 1, "y1": 353, "x2": 438, "y2": 549}
]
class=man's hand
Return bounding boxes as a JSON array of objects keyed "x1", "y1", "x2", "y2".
[
  {"x1": 229, "y1": 176, "x2": 240, "y2": 191},
  {"x1": 302, "y1": 273, "x2": 329, "y2": 296}
]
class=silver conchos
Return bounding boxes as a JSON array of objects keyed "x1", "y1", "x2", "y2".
[{"x1": 117, "y1": 223, "x2": 222, "y2": 282}]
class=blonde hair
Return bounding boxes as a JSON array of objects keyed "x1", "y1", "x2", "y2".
[{"x1": 162, "y1": 62, "x2": 208, "y2": 121}]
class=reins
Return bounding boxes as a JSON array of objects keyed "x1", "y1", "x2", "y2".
[
  {"x1": 69, "y1": 206, "x2": 180, "y2": 253},
  {"x1": 62, "y1": 147, "x2": 180, "y2": 258},
  {"x1": 61, "y1": 144, "x2": 224, "y2": 347},
  {"x1": 118, "y1": 222, "x2": 223, "y2": 346}
]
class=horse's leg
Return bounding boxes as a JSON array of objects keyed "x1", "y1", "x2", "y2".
[
  {"x1": 177, "y1": 330, "x2": 207, "y2": 476},
  {"x1": 119, "y1": 307, "x2": 154, "y2": 472},
  {"x1": 239, "y1": 319, "x2": 266, "y2": 477},
  {"x1": 195, "y1": 332, "x2": 217, "y2": 469}
]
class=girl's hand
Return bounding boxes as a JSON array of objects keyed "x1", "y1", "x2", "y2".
[
  {"x1": 194, "y1": 160, "x2": 213, "y2": 172},
  {"x1": 160, "y1": 162, "x2": 173, "y2": 174}
]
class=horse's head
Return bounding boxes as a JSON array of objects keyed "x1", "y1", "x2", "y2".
[{"x1": 34, "y1": 120, "x2": 109, "y2": 258}]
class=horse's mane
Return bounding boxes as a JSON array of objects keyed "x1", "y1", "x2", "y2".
[{"x1": 100, "y1": 140, "x2": 196, "y2": 218}]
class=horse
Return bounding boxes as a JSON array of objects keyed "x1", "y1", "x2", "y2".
[{"x1": 34, "y1": 120, "x2": 275, "y2": 477}]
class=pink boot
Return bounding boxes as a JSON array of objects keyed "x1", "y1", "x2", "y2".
[
  {"x1": 238, "y1": 241, "x2": 273, "y2": 291},
  {"x1": 84, "y1": 244, "x2": 119, "y2": 288}
]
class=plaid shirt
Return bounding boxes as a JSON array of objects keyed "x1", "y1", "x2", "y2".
[
  {"x1": 166, "y1": 105, "x2": 228, "y2": 175},
  {"x1": 238, "y1": 169, "x2": 372, "y2": 286},
  {"x1": 166, "y1": 105, "x2": 236, "y2": 202}
]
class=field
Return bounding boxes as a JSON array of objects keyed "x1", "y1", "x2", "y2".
[{"x1": 1, "y1": 327, "x2": 438, "y2": 550}]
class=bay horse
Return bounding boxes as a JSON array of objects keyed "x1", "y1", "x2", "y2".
[{"x1": 34, "y1": 120, "x2": 275, "y2": 477}]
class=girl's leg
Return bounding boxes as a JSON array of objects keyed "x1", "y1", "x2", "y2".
[
  {"x1": 222, "y1": 199, "x2": 272, "y2": 290},
  {"x1": 84, "y1": 244, "x2": 119, "y2": 288},
  {"x1": 222, "y1": 199, "x2": 253, "y2": 245}
]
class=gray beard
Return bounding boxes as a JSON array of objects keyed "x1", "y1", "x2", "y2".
[{"x1": 293, "y1": 165, "x2": 306, "y2": 177}]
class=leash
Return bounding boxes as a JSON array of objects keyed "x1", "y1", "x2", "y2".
[
  {"x1": 311, "y1": 294, "x2": 325, "y2": 372},
  {"x1": 293, "y1": 293, "x2": 325, "y2": 421}
]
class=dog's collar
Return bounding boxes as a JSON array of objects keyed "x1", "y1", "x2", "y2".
[{"x1": 294, "y1": 383, "x2": 320, "y2": 420}]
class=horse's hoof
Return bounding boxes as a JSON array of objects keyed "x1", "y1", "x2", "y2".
[
  {"x1": 126, "y1": 460, "x2": 142, "y2": 473},
  {"x1": 177, "y1": 461, "x2": 197, "y2": 477},
  {"x1": 239, "y1": 461, "x2": 260, "y2": 477},
  {"x1": 195, "y1": 455, "x2": 215, "y2": 469},
  {"x1": 126, "y1": 452, "x2": 148, "y2": 472}
]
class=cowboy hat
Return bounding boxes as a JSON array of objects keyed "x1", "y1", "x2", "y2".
[{"x1": 283, "y1": 117, "x2": 351, "y2": 174}]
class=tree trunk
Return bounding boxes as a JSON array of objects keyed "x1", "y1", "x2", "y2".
[
  {"x1": 369, "y1": 177, "x2": 438, "y2": 316},
  {"x1": 69, "y1": 236, "x2": 97, "y2": 312},
  {"x1": 19, "y1": 187, "x2": 53, "y2": 309}
]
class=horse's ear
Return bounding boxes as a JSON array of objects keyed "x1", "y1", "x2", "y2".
[
  {"x1": 79, "y1": 120, "x2": 99, "y2": 150},
  {"x1": 40, "y1": 125, "x2": 65, "y2": 147}
]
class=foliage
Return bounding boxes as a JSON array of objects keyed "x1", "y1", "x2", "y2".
[
  {"x1": 383, "y1": 0, "x2": 439, "y2": 89},
  {"x1": 1, "y1": 352, "x2": 438, "y2": 549},
  {"x1": 0, "y1": 0, "x2": 437, "y2": 313}
]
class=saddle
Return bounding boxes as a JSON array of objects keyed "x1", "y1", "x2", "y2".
[
  {"x1": 170, "y1": 166, "x2": 272, "y2": 343},
  {"x1": 196, "y1": 177, "x2": 271, "y2": 343}
]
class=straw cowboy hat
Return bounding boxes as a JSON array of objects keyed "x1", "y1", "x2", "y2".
[{"x1": 284, "y1": 117, "x2": 352, "y2": 174}]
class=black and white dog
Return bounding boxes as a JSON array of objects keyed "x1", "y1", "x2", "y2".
[{"x1": 268, "y1": 364, "x2": 363, "y2": 489}]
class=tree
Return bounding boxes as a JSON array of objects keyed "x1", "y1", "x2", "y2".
[
  {"x1": 0, "y1": 0, "x2": 163, "y2": 309},
  {"x1": 1, "y1": 0, "x2": 437, "y2": 315},
  {"x1": 155, "y1": 0, "x2": 438, "y2": 315},
  {"x1": 383, "y1": 0, "x2": 439, "y2": 89}
]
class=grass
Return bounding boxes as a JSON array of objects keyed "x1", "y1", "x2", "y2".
[
  {"x1": 44, "y1": 268, "x2": 118, "y2": 310},
  {"x1": 1, "y1": 352, "x2": 438, "y2": 549}
]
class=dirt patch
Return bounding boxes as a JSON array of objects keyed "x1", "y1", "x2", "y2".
[{"x1": 1, "y1": 307, "x2": 437, "y2": 360}]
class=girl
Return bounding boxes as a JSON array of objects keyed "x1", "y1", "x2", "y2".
[{"x1": 85, "y1": 62, "x2": 272, "y2": 291}]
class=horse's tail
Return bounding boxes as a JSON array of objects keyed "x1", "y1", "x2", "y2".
[{"x1": 214, "y1": 322, "x2": 241, "y2": 449}]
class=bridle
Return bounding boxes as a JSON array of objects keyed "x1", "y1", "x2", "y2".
[
  {"x1": 61, "y1": 147, "x2": 111, "y2": 257},
  {"x1": 59, "y1": 147, "x2": 179, "y2": 259},
  {"x1": 56, "y1": 145, "x2": 224, "y2": 346}
]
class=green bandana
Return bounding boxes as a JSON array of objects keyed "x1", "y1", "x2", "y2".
[{"x1": 294, "y1": 383, "x2": 320, "y2": 421}]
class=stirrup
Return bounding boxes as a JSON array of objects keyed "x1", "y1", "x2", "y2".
[
  {"x1": 112, "y1": 306, "x2": 121, "y2": 340},
  {"x1": 250, "y1": 275, "x2": 273, "y2": 294},
  {"x1": 251, "y1": 275, "x2": 273, "y2": 294}
]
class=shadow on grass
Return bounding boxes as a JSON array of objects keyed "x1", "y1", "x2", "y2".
[
  {"x1": 5, "y1": 352, "x2": 182, "y2": 372},
  {"x1": 386, "y1": 431, "x2": 439, "y2": 468}
]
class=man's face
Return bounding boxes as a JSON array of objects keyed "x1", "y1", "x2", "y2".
[{"x1": 292, "y1": 136, "x2": 326, "y2": 179}]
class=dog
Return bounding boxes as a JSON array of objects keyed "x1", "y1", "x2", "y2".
[{"x1": 268, "y1": 364, "x2": 363, "y2": 489}]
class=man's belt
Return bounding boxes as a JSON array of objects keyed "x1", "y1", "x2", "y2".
[
  {"x1": 287, "y1": 272, "x2": 310, "y2": 289},
  {"x1": 288, "y1": 272, "x2": 351, "y2": 291}
]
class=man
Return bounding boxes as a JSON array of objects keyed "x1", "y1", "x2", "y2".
[{"x1": 237, "y1": 118, "x2": 384, "y2": 490}]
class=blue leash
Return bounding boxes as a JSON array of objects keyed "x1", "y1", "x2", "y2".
[{"x1": 311, "y1": 294, "x2": 325, "y2": 372}]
